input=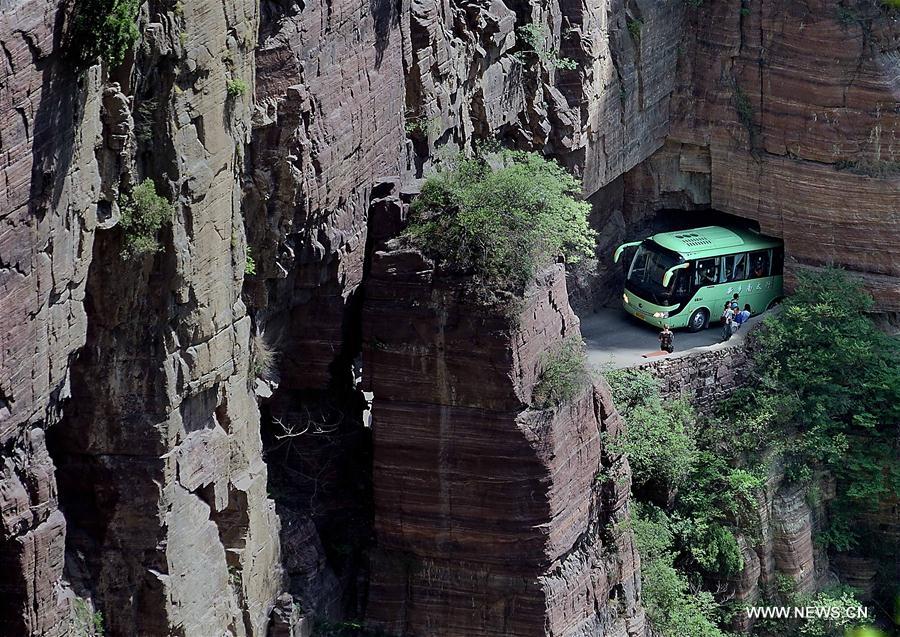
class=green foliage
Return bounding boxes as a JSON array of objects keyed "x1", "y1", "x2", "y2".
[
  {"x1": 746, "y1": 269, "x2": 900, "y2": 548},
  {"x1": 533, "y1": 337, "x2": 590, "y2": 408},
  {"x1": 227, "y1": 78, "x2": 249, "y2": 97},
  {"x1": 244, "y1": 247, "x2": 257, "y2": 275},
  {"x1": 606, "y1": 369, "x2": 759, "y2": 577},
  {"x1": 605, "y1": 369, "x2": 698, "y2": 489},
  {"x1": 627, "y1": 18, "x2": 643, "y2": 41},
  {"x1": 71, "y1": 596, "x2": 104, "y2": 636},
  {"x1": 754, "y1": 581, "x2": 868, "y2": 637},
  {"x1": 67, "y1": 0, "x2": 140, "y2": 68},
  {"x1": 633, "y1": 504, "x2": 732, "y2": 637},
  {"x1": 882, "y1": 0, "x2": 900, "y2": 9},
  {"x1": 404, "y1": 150, "x2": 595, "y2": 304},
  {"x1": 118, "y1": 179, "x2": 174, "y2": 259},
  {"x1": 516, "y1": 23, "x2": 578, "y2": 70}
]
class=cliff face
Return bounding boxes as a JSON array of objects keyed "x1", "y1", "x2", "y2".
[
  {"x1": 362, "y1": 244, "x2": 645, "y2": 637},
  {"x1": 2, "y1": 0, "x2": 899, "y2": 635},
  {"x1": 2, "y1": 1, "x2": 281, "y2": 635},
  {"x1": 1, "y1": 3, "x2": 102, "y2": 633}
]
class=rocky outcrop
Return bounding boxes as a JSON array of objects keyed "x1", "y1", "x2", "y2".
[
  {"x1": 361, "y1": 244, "x2": 646, "y2": 636},
  {"x1": 247, "y1": 0, "x2": 405, "y2": 390},
  {"x1": 3, "y1": 0, "x2": 285, "y2": 634}
]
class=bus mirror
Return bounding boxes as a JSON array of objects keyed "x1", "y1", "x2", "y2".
[
  {"x1": 613, "y1": 241, "x2": 642, "y2": 264},
  {"x1": 662, "y1": 263, "x2": 690, "y2": 287}
]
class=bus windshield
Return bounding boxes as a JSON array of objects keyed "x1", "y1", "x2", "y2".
[{"x1": 626, "y1": 242, "x2": 685, "y2": 304}]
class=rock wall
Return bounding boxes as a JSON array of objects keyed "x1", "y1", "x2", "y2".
[
  {"x1": 3, "y1": 0, "x2": 900, "y2": 634},
  {"x1": 0, "y1": 2, "x2": 104, "y2": 634},
  {"x1": 361, "y1": 246, "x2": 647, "y2": 637},
  {"x1": 2, "y1": 1, "x2": 283, "y2": 634},
  {"x1": 639, "y1": 337, "x2": 750, "y2": 415}
]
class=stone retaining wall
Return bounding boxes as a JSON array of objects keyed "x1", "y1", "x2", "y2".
[{"x1": 637, "y1": 324, "x2": 755, "y2": 414}]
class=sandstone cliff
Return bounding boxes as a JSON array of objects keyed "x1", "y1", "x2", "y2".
[
  {"x1": 2, "y1": 0, "x2": 899, "y2": 634},
  {"x1": 361, "y1": 243, "x2": 646, "y2": 637}
]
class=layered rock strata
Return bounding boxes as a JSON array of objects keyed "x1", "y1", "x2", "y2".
[
  {"x1": 0, "y1": 3, "x2": 104, "y2": 634},
  {"x1": 361, "y1": 245, "x2": 646, "y2": 636},
  {"x1": 3, "y1": 1, "x2": 284, "y2": 634}
]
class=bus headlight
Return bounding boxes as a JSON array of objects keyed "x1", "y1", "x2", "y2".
[
  {"x1": 623, "y1": 293, "x2": 630, "y2": 304},
  {"x1": 653, "y1": 311, "x2": 669, "y2": 318}
]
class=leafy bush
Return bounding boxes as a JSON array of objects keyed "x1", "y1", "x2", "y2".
[
  {"x1": 404, "y1": 150, "x2": 595, "y2": 304},
  {"x1": 67, "y1": 0, "x2": 140, "y2": 68},
  {"x1": 606, "y1": 368, "x2": 757, "y2": 577},
  {"x1": 632, "y1": 503, "x2": 730, "y2": 637},
  {"x1": 227, "y1": 79, "x2": 249, "y2": 97},
  {"x1": 732, "y1": 83, "x2": 754, "y2": 134},
  {"x1": 605, "y1": 369, "x2": 697, "y2": 489},
  {"x1": 245, "y1": 247, "x2": 257, "y2": 275},
  {"x1": 882, "y1": 0, "x2": 900, "y2": 9},
  {"x1": 516, "y1": 24, "x2": 577, "y2": 70},
  {"x1": 744, "y1": 268, "x2": 900, "y2": 549},
  {"x1": 118, "y1": 180, "x2": 174, "y2": 259},
  {"x1": 627, "y1": 18, "x2": 643, "y2": 41},
  {"x1": 533, "y1": 337, "x2": 590, "y2": 408},
  {"x1": 71, "y1": 596, "x2": 104, "y2": 636}
]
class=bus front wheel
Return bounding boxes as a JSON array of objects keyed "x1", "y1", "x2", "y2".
[{"x1": 687, "y1": 308, "x2": 709, "y2": 332}]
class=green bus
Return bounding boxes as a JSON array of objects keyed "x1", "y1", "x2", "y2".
[{"x1": 613, "y1": 226, "x2": 784, "y2": 331}]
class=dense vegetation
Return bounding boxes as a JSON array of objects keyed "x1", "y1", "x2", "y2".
[
  {"x1": 404, "y1": 150, "x2": 595, "y2": 305},
  {"x1": 727, "y1": 268, "x2": 900, "y2": 553},
  {"x1": 606, "y1": 268, "x2": 897, "y2": 637},
  {"x1": 67, "y1": 0, "x2": 140, "y2": 68},
  {"x1": 118, "y1": 179, "x2": 174, "y2": 259}
]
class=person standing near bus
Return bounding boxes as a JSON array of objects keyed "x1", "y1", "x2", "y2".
[
  {"x1": 721, "y1": 303, "x2": 735, "y2": 341},
  {"x1": 659, "y1": 325, "x2": 674, "y2": 353}
]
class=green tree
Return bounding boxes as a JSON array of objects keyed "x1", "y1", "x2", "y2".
[
  {"x1": 404, "y1": 150, "x2": 595, "y2": 304},
  {"x1": 118, "y1": 179, "x2": 174, "y2": 259},
  {"x1": 67, "y1": 0, "x2": 140, "y2": 68},
  {"x1": 746, "y1": 268, "x2": 900, "y2": 548},
  {"x1": 632, "y1": 503, "x2": 732, "y2": 637}
]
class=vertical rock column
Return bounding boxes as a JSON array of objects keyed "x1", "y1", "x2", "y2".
[
  {"x1": 0, "y1": 2, "x2": 105, "y2": 634},
  {"x1": 48, "y1": 2, "x2": 282, "y2": 635},
  {"x1": 361, "y1": 245, "x2": 647, "y2": 637}
]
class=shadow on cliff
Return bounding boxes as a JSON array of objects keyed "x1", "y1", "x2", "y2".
[{"x1": 27, "y1": 9, "x2": 86, "y2": 223}]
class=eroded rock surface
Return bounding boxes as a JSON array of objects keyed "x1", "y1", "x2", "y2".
[{"x1": 361, "y1": 249, "x2": 646, "y2": 636}]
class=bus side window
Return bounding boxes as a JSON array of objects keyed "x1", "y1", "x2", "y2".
[
  {"x1": 772, "y1": 248, "x2": 784, "y2": 275},
  {"x1": 723, "y1": 253, "x2": 748, "y2": 282},
  {"x1": 695, "y1": 258, "x2": 720, "y2": 287},
  {"x1": 749, "y1": 250, "x2": 771, "y2": 278}
]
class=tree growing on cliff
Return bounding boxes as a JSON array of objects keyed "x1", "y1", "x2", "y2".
[
  {"x1": 66, "y1": 0, "x2": 140, "y2": 68},
  {"x1": 118, "y1": 179, "x2": 174, "y2": 259},
  {"x1": 734, "y1": 268, "x2": 900, "y2": 552},
  {"x1": 404, "y1": 150, "x2": 595, "y2": 304}
]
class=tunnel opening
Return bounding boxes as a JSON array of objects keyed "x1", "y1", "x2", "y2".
[{"x1": 572, "y1": 206, "x2": 783, "y2": 369}]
